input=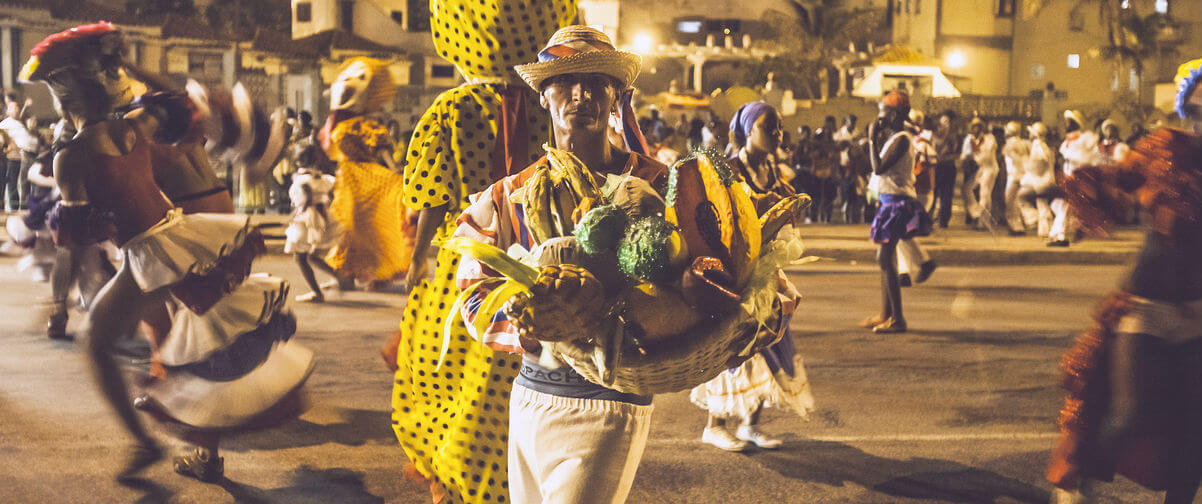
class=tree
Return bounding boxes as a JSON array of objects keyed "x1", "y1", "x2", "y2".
[
  {"x1": 125, "y1": 0, "x2": 197, "y2": 18},
  {"x1": 756, "y1": 0, "x2": 888, "y2": 99}
]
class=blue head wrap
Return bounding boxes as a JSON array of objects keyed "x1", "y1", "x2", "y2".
[
  {"x1": 729, "y1": 101, "x2": 773, "y2": 145},
  {"x1": 1174, "y1": 58, "x2": 1202, "y2": 119}
]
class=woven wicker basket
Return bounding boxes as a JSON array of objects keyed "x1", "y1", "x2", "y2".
[{"x1": 550, "y1": 308, "x2": 781, "y2": 395}]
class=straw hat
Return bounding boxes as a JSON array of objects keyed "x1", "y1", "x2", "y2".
[
  {"x1": 1028, "y1": 122, "x2": 1047, "y2": 138},
  {"x1": 514, "y1": 25, "x2": 642, "y2": 91},
  {"x1": 1063, "y1": 109, "x2": 1085, "y2": 129},
  {"x1": 1004, "y1": 121, "x2": 1021, "y2": 137}
]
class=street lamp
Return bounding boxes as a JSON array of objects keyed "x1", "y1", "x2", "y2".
[
  {"x1": 946, "y1": 49, "x2": 966, "y2": 69},
  {"x1": 632, "y1": 33, "x2": 655, "y2": 52}
]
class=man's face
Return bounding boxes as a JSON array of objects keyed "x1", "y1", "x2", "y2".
[
  {"x1": 540, "y1": 73, "x2": 620, "y2": 136},
  {"x1": 938, "y1": 115, "x2": 952, "y2": 132}
]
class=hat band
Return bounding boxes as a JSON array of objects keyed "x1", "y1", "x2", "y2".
[{"x1": 538, "y1": 38, "x2": 617, "y2": 62}]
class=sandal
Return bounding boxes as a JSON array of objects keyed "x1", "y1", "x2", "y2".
[
  {"x1": 296, "y1": 291, "x2": 325, "y2": 303},
  {"x1": 859, "y1": 315, "x2": 886, "y2": 328},
  {"x1": 173, "y1": 448, "x2": 224, "y2": 483},
  {"x1": 116, "y1": 442, "x2": 163, "y2": 482},
  {"x1": 872, "y1": 318, "x2": 907, "y2": 334}
]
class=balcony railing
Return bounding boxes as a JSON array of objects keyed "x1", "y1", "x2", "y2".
[{"x1": 923, "y1": 94, "x2": 1042, "y2": 122}]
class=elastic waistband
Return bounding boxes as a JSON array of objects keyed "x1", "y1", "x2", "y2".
[{"x1": 511, "y1": 383, "x2": 653, "y2": 417}]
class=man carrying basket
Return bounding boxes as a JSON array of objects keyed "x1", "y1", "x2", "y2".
[{"x1": 449, "y1": 26, "x2": 805, "y2": 503}]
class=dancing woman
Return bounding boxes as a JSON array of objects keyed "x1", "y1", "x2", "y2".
[
  {"x1": 691, "y1": 101, "x2": 814, "y2": 452},
  {"x1": 22, "y1": 22, "x2": 309, "y2": 482},
  {"x1": 1048, "y1": 58, "x2": 1202, "y2": 504}
]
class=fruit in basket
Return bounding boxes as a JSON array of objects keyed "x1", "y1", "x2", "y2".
[
  {"x1": 666, "y1": 151, "x2": 761, "y2": 291},
  {"x1": 623, "y1": 281, "x2": 704, "y2": 343},
  {"x1": 506, "y1": 264, "x2": 607, "y2": 343}
]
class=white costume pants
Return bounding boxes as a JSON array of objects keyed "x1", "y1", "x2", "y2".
[
  {"x1": 509, "y1": 383, "x2": 653, "y2": 504},
  {"x1": 1049, "y1": 197, "x2": 1076, "y2": 242},
  {"x1": 968, "y1": 166, "x2": 999, "y2": 221},
  {"x1": 1003, "y1": 172, "x2": 1025, "y2": 232},
  {"x1": 896, "y1": 238, "x2": 930, "y2": 277}
]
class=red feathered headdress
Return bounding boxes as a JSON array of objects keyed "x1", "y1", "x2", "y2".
[{"x1": 20, "y1": 22, "x2": 121, "y2": 82}]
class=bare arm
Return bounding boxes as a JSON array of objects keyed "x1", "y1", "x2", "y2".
[
  {"x1": 53, "y1": 148, "x2": 89, "y2": 204},
  {"x1": 876, "y1": 134, "x2": 909, "y2": 176}
]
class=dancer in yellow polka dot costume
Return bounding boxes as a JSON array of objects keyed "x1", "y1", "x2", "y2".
[
  {"x1": 322, "y1": 57, "x2": 414, "y2": 286},
  {"x1": 390, "y1": 1, "x2": 576, "y2": 502}
]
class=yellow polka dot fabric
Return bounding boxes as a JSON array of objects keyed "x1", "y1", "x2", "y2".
[
  {"x1": 432, "y1": 0, "x2": 577, "y2": 80},
  {"x1": 325, "y1": 117, "x2": 414, "y2": 282},
  {"x1": 393, "y1": 83, "x2": 549, "y2": 504}
]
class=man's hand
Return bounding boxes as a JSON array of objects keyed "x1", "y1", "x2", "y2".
[{"x1": 404, "y1": 254, "x2": 429, "y2": 289}]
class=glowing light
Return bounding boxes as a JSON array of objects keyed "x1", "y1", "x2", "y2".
[
  {"x1": 632, "y1": 33, "x2": 655, "y2": 52},
  {"x1": 946, "y1": 49, "x2": 966, "y2": 69}
]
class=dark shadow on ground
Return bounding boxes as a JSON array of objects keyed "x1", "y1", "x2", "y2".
[
  {"x1": 119, "y1": 477, "x2": 176, "y2": 504},
  {"x1": 753, "y1": 440, "x2": 1051, "y2": 503},
  {"x1": 224, "y1": 408, "x2": 395, "y2": 452},
  {"x1": 219, "y1": 466, "x2": 384, "y2": 504}
]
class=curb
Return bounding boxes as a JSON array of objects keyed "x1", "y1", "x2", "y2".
[{"x1": 800, "y1": 246, "x2": 1135, "y2": 266}]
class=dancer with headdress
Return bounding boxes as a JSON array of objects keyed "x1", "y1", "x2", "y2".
[
  {"x1": 1047, "y1": 58, "x2": 1202, "y2": 504},
  {"x1": 386, "y1": 1, "x2": 576, "y2": 502},
  {"x1": 21, "y1": 22, "x2": 310, "y2": 482},
  {"x1": 319, "y1": 57, "x2": 413, "y2": 291}
]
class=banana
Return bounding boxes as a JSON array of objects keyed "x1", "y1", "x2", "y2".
[
  {"x1": 759, "y1": 194, "x2": 812, "y2": 243},
  {"x1": 727, "y1": 179, "x2": 761, "y2": 291}
]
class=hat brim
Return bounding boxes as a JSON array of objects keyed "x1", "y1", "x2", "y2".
[{"x1": 515, "y1": 50, "x2": 642, "y2": 91}]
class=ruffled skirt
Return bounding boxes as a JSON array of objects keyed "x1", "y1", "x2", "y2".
[
  {"x1": 284, "y1": 207, "x2": 342, "y2": 254},
  {"x1": 123, "y1": 208, "x2": 265, "y2": 313},
  {"x1": 125, "y1": 210, "x2": 311, "y2": 431},
  {"x1": 870, "y1": 193, "x2": 932, "y2": 244},
  {"x1": 690, "y1": 353, "x2": 814, "y2": 420}
]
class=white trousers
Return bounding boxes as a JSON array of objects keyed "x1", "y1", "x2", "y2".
[
  {"x1": 896, "y1": 238, "x2": 930, "y2": 276},
  {"x1": 1003, "y1": 172, "x2": 1024, "y2": 232},
  {"x1": 1049, "y1": 197, "x2": 1075, "y2": 241},
  {"x1": 508, "y1": 383, "x2": 653, "y2": 504},
  {"x1": 968, "y1": 166, "x2": 999, "y2": 220}
]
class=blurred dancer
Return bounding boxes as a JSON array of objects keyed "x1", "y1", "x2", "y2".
[{"x1": 1048, "y1": 57, "x2": 1202, "y2": 504}]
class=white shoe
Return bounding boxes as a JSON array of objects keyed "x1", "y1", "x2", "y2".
[
  {"x1": 701, "y1": 427, "x2": 747, "y2": 452},
  {"x1": 735, "y1": 424, "x2": 783, "y2": 449},
  {"x1": 1050, "y1": 488, "x2": 1090, "y2": 504}
]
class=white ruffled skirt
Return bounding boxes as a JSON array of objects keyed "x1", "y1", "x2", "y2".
[
  {"x1": 690, "y1": 354, "x2": 815, "y2": 421},
  {"x1": 126, "y1": 209, "x2": 313, "y2": 430}
]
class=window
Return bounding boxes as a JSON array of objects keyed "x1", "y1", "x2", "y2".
[
  {"x1": 391, "y1": 10, "x2": 404, "y2": 25},
  {"x1": 407, "y1": 0, "x2": 430, "y2": 32},
  {"x1": 1154, "y1": 0, "x2": 1168, "y2": 14},
  {"x1": 431, "y1": 64, "x2": 455, "y2": 79},
  {"x1": 188, "y1": 53, "x2": 222, "y2": 80},
  {"x1": 1129, "y1": 68, "x2": 1139, "y2": 91},
  {"x1": 677, "y1": 20, "x2": 702, "y2": 33},
  {"x1": 1067, "y1": 53, "x2": 1080, "y2": 69},
  {"x1": 997, "y1": 0, "x2": 1015, "y2": 17},
  {"x1": 340, "y1": 1, "x2": 355, "y2": 32},
  {"x1": 296, "y1": 2, "x2": 312, "y2": 23}
]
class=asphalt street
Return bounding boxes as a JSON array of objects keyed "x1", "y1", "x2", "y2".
[{"x1": 0, "y1": 252, "x2": 1181, "y2": 503}]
